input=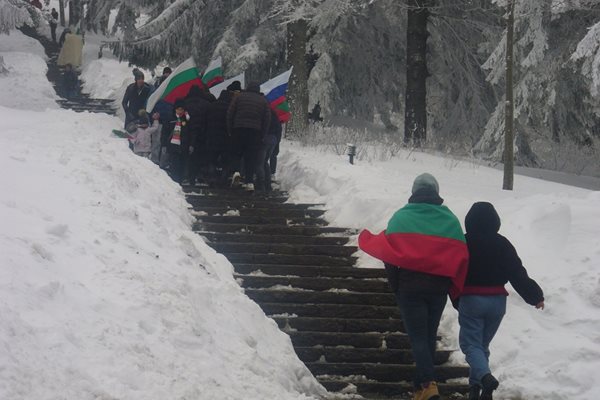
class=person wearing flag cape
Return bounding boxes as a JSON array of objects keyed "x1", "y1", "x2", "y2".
[{"x1": 358, "y1": 173, "x2": 469, "y2": 400}]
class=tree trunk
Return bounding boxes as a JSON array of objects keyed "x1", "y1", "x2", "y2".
[
  {"x1": 59, "y1": 0, "x2": 65, "y2": 27},
  {"x1": 286, "y1": 19, "x2": 309, "y2": 138},
  {"x1": 68, "y1": 0, "x2": 82, "y2": 28},
  {"x1": 503, "y1": 0, "x2": 515, "y2": 191},
  {"x1": 404, "y1": 0, "x2": 431, "y2": 147}
]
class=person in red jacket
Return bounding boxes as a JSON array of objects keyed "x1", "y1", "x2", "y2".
[{"x1": 459, "y1": 202, "x2": 544, "y2": 400}]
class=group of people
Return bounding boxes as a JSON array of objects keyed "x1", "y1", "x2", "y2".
[
  {"x1": 359, "y1": 173, "x2": 545, "y2": 400},
  {"x1": 122, "y1": 69, "x2": 283, "y2": 192}
]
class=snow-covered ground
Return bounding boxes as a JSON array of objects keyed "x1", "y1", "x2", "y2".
[
  {"x1": 277, "y1": 143, "x2": 600, "y2": 399},
  {"x1": 2, "y1": 14, "x2": 600, "y2": 400}
]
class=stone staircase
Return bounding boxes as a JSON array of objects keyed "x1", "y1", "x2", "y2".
[
  {"x1": 186, "y1": 185, "x2": 469, "y2": 399},
  {"x1": 19, "y1": 26, "x2": 116, "y2": 115}
]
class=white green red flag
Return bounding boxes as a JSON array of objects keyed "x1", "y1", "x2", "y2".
[
  {"x1": 209, "y1": 72, "x2": 246, "y2": 97},
  {"x1": 260, "y1": 68, "x2": 293, "y2": 123},
  {"x1": 146, "y1": 57, "x2": 203, "y2": 113},
  {"x1": 202, "y1": 57, "x2": 224, "y2": 88}
]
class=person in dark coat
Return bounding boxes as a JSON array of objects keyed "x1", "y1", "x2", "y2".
[
  {"x1": 121, "y1": 69, "x2": 151, "y2": 129},
  {"x1": 154, "y1": 66, "x2": 172, "y2": 89},
  {"x1": 205, "y1": 88, "x2": 235, "y2": 185},
  {"x1": 258, "y1": 108, "x2": 282, "y2": 192},
  {"x1": 459, "y1": 202, "x2": 544, "y2": 400},
  {"x1": 184, "y1": 85, "x2": 212, "y2": 185},
  {"x1": 49, "y1": 8, "x2": 59, "y2": 43},
  {"x1": 166, "y1": 99, "x2": 191, "y2": 184},
  {"x1": 226, "y1": 82, "x2": 271, "y2": 191},
  {"x1": 151, "y1": 99, "x2": 174, "y2": 169}
]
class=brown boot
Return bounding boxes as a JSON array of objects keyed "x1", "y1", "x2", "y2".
[
  {"x1": 413, "y1": 388, "x2": 424, "y2": 400},
  {"x1": 420, "y1": 381, "x2": 441, "y2": 400}
]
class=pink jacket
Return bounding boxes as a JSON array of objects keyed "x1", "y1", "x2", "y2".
[{"x1": 130, "y1": 120, "x2": 159, "y2": 154}]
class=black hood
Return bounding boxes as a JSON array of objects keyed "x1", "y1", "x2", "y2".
[{"x1": 465, "y1": 202, "x2": 501, "y2": 234}]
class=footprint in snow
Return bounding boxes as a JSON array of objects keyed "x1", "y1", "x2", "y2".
[{"x1": 46, "y1": 224, "x2": 69, "y2": 238}]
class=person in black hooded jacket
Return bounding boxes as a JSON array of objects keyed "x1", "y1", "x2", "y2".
[
  {"x1": 205, "y1": 89, "x2": 235, "y2": 184},
  {"x1": 184, "y1": 85, "x2": 212, "y2": 185},
  {"x1": 459, "y1": 202, "x2": 544, "y2": 400}
]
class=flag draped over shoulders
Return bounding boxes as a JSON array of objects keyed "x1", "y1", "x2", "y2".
[{"x1": 358, "y1": 203, "x2": 469, "y2": 298}]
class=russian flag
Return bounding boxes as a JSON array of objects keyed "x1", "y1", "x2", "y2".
[{"x1": 260, "y1": 67, "x2": 293, "y2": 123}]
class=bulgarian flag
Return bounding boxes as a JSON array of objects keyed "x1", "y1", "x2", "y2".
[
  {"x1": 209, "y1": 72, "x2": 245, "y2": 97},
  {"x1": 260, "y1": 67, "x2": 292, "y2": 123},
  {"x1": 358, "y1": 203, "x2": 469, "y2": 299},
  {"x1": 146, "y1": 57, "x2": 203, "y2": 113},
  {"x1": 202, "y1": 56, "x2": 224, "y2": 88}
]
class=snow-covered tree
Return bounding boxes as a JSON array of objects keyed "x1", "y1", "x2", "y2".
[
  {"x1": 476, "y1": 0, "x2": 600, "y2": 172},
  {"x1": 0, "y1": 0, "x2": 33, "y2": 34}
]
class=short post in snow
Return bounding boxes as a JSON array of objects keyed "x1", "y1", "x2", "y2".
[{"x1": 346, "y1": 143, "x2": 356, "y2": 165}]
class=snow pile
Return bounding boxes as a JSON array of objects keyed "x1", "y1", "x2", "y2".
[
  {"x1": 0, "y1": 29, "x2": 58, "y2": 110},
  {"x1": 0, "y1": 107, "x2": 324, "y2": 400},
  {"x1": 276, "y1": 142, "x2": 600, "y2": 399}
]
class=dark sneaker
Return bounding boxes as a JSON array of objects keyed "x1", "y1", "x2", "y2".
[{"x1": 480, "y1": 374, "x2": 499, "y2": 400}]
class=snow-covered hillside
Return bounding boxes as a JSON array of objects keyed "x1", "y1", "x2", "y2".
[{"x1": 0, "y1": 29, "x2": 324, "y2": 400}]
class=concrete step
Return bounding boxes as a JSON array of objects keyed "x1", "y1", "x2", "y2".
[
  {"x1": 198, "y1": 232, "x2": 350, "y2": 245},
  {"x1": 307, "y1": 363, "x2": 469, "y2": 383},
  {"x1": 288, "y1": 331, "x2": 411, "y2": 349},
  {"x1": 320, "y1": 380, "x2": 469, "y2": 399},
  {"x1": 295, "y1": 346, "x2": 451, "y2": 365},
  {"x1": 237, "y1": 275, "x2": 389, "y2": 293},
  {"x1": 226, "y1": 253, "x2": 356, "y2": 266},
  {"x1": 213, "y1": 242, "x2": 358, "y2": 257},
  {"x1": 184, "y1": 189, "x2": 289, "y2": 203},
  {"x1": 193, "y1": 222, "x2": 353, "y2": 236},
  {"x1": 191, "y1": 206, "x2": 326, "y2": 218},
  {"x1": 233, "y1": 264, "x2": 386, "y2": 279},
  {"x1": 57, "y1": 98, "x2": 115, "y2": 106},
  {"x1": 272, "y1": 316, "x2": 403, "y2": 333},
  {"x1": 261, "y1": 302, "x2": 401, "y2": 319},
  {"x1": 187, "y1": 196, "x2": 324, "y2": 210},
  {"x1": 245, "y1": 288, "x2": 396, "y2": 306},
  {"x1": 195, "y1": 214, "x2": 328, "y2": 226}
]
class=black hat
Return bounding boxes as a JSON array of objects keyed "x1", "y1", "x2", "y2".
[
  {"x1": 227, "y1": 80, "x2": 242, "y2": 91},
  {"x1": 162, "y1": 67, "x2": 172, "y2": 75},
  {"x1": 174, "y1": 98, "x2": 186, "y2": 109},
  {"x1": 133, "y1": 68, "x2": 144, "y2": 80}
]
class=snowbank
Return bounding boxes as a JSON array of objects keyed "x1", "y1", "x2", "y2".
[
  {"x1": 0, "y1": 107, "x2": 324, "y2": 400},
  {"x1": 277, "y1": 141, "x2": 600, "y2": 399},
  {"x1": 0, "y1": 30, "x2": 58, "y2": 110}
]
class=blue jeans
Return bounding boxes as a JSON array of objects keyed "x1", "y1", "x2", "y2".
[
  {"x1": 458, "y1": 295, "x2": 506, "y2": 386},
  {"x1": 395, "y1": 292, "x2": 447, "y2": 387}
]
